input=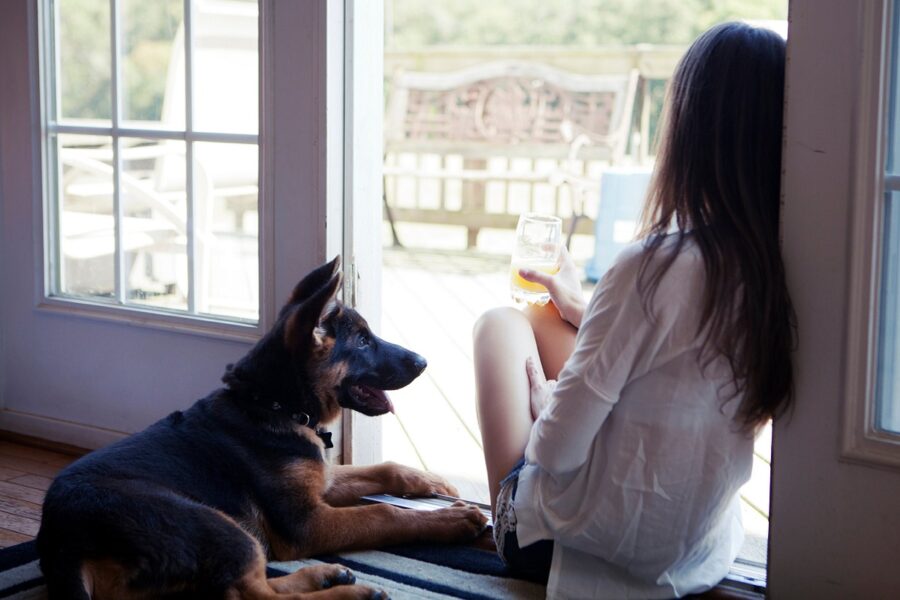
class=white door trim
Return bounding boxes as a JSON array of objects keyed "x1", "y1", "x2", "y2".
[{"x1": 341, "y1": 0, "x2": 385, "y2": 466}]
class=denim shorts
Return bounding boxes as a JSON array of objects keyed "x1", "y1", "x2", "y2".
[{"x1": 493, "y1": 458, "x2": 553, "y2": 583}]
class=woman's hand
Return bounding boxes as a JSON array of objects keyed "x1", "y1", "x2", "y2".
[
  {"x1": 518, "y1": 245, "x2": 586, "y2": 328},
  {"x1": 526, "y1": 356, "x2": 557, "y2": 420}
]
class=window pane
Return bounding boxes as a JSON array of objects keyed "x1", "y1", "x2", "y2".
[
  {"x1": 889, "y1": 1, "x2": 900, "y2": 174},
  {"x1": 879, "y1": 3, "x2": 900, "y2": 435},
  {"x1": 194, "y1": 142, "x2": 258, "y2": 321},
  {"x1": 57, "y1": 0, "x2": 112, "y2": 123},
  {"x1": 191, "y1": 0, "x2": 258, "y2": 134},
  {"x1": 877, "y1": 192, "x2": 900, "y2": 434},
  {"x1": 56, "y1": 134, "x2": 115, "y2": 298},
  {"x1": 121, "y1": 0, "x2": 185, "y2": 128},
  {"x1": 121, "y1": 138, "x2": 188, "y2": 310}
]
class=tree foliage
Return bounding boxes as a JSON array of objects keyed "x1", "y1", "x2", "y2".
[
  {"x1": 59, "y1": 0, "x2": 181, "y2": 121},
  {"x1": 56, "y1": 0, "x2": 787, "y2": 121},
  {"x1": 386, "y1": 0, "x2": 787, "y2": 47}
]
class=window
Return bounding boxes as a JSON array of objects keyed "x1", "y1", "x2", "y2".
[
  {"x1": 1, "y1": 0, "x2": 347, "y2": 450},
  {"x1": 878, "y1": 1, "x2": 900, "y2": 436},
  {"x1": 41, "y1": 0, "x2": 260, "y2": 323},
  {"x1": 843, "y1": 0, "x2": 900, "y2": 467}
]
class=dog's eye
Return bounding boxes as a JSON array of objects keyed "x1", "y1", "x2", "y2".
[{"x1": 357, "y1": 333, "x2": 371, "y2": 348}]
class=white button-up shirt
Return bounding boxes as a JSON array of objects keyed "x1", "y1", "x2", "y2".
[{"x1": 515, "y1": 238, "x2": 753, "y2": 599}]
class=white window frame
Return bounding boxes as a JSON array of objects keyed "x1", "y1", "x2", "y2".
[
  {"x1": 842, "y1": 0, "x2": 900, "y2": 469},
  {"x1": 35, "y1": 0, "x2": 271, "y2": 341}
]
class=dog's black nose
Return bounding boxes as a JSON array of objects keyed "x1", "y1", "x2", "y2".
[{"x1": 410, "y1": 354, "x2": 427, "y2": 373}]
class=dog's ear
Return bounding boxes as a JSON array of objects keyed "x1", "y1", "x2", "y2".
[
  {"x1": 286, "y1": 256, "x2": 341, "y2": 306},
  {"x1": 284, "y1": 268, "x2": 343, "y2": 355}
]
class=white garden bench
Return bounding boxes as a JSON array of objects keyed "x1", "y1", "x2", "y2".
[{"x1": 383, "y1": 61, "x2": 639, "y2": 248}]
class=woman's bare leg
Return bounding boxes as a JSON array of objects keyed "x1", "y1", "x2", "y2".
[
  {"x1": 473, "y1": 307, "x2": 540, "y2": 512},
  {"x1": 473, "y1": 304, "x2": 578, "y2": 512},
  {"x1": 522, "y1": 304, "x2": 578, "y2": 380}
]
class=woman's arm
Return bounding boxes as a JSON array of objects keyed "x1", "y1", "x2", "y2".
[
  {"x1": 524, "y1": 357, "x2": 615, "y2": 478},
  {"x1": 523, "y1": 245, "x2": 672, "y2": 478}
]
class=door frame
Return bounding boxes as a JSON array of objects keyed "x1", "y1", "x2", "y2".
[
  {"x1": 771, "y1": 0, "x2": 900, "y2": 594},
  {"x1": 339, "y1": 0, "x2": 385, "y2": 466}
]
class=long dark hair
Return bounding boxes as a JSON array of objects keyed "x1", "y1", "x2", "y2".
[{"x1": 638, "y1": 22, "x2": 796, "y2": 431}]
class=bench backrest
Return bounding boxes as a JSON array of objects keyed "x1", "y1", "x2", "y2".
[{"x1": 385, "y1": 61, "x2": 639, "y2": 163}]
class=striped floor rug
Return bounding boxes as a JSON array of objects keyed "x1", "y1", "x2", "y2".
[{"x1": 0, "y1": 541, "x2": 545, "y2": 599}]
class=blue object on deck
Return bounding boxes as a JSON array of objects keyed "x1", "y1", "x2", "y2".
[{"x1": 585, "y1": 167, "x2": 653, "y2": 282}]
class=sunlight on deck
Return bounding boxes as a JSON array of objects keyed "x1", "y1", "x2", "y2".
[{"x1": 380, "y1": 248, "x2": 512, "y2": 502}]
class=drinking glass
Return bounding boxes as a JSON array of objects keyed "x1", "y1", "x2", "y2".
[{"x1": 509, "y1": 213, "x2": 562, "y2": 305}]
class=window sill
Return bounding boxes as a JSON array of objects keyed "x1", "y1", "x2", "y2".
[{"x1": 37, "y1": 296, "x2": 263, "y2": 343}]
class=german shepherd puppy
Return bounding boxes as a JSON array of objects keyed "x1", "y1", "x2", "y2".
[{"x1": 36, "y1": 257, "x2": 487, "y2": 600}]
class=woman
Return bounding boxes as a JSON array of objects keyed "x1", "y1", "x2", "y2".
[{"x1": 473, "y1": 22, "x2": 795, "y2": 599}]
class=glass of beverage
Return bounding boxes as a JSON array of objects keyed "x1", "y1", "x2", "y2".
[{"x1": 510, "y1": 213, "x2": 562, "y2": 305}]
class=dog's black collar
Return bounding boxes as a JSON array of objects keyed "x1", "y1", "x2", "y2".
[
  {"x1": 267, "y1": 400, "x2": 333, "y2": 449},
  {"x1": 230, "y1": 390, "x2": 334, "y2": 450}
]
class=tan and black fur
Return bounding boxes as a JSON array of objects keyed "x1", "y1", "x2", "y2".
[{"x1": 36, "y1": 257, "x2": 487, "y2": 600}]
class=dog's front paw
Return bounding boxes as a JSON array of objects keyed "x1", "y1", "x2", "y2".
[
  {"x1": 427, "y1": 501, "x2": 489, "y2": 543},
  {"x1": 385, "y1": 462, "x2": 460, "y2": 498},
  {"x1": 319, "y1": 564, "x2": 356, "y2": 588},
  {"x1": 271, "y1": 563, "x2": 361, "y2": 594}
]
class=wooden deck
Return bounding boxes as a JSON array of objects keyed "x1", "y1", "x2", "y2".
[{"x1": 380, "y1": 245, "x2": 771, "y2": 567}]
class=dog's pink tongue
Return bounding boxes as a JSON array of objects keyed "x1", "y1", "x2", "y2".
[
  {"x1": 371, "y1": 388, "x2": 394, "y2": 414},
  {"x1": 358, "y1": 385, "x2": 394, "y2": 414}
]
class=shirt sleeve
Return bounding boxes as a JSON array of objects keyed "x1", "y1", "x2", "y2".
[{"x1": 525, "y1": 245, "x2": 682, "y2": 478}]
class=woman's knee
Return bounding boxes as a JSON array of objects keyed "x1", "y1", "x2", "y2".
[
  {"x1": 473, "y1": 307, "x2": 529, "y2": 344},
  {"x1": 521, "y1": 304, "x2": 576, "y2": 379},
  {"x1": 522, "y1": 302, "x2": 564, "y2": 329}
]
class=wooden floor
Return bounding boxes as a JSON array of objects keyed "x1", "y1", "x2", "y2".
[{"x1": 0, "y1": 439, "x2": 78, "y2": 548}]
